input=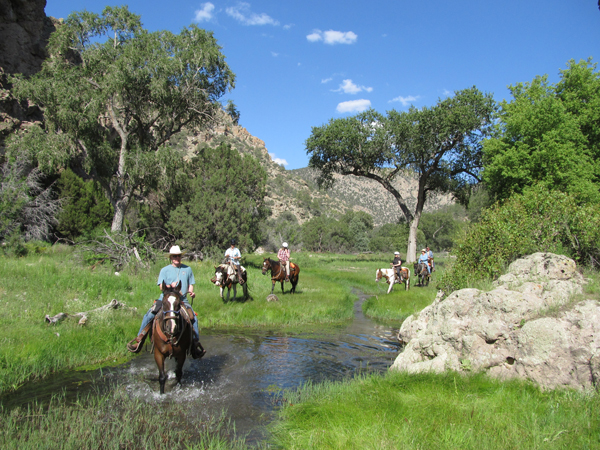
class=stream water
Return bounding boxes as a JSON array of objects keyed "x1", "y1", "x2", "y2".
[{"x1": 1, "y1": 294, "x2": 402, "y2": 444}]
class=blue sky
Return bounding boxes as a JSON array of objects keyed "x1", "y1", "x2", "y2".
[{"x1": 45, "y1": 1, "x2": 600, "y2": 170}]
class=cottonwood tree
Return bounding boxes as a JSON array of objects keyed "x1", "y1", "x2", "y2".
[
  {"x1": 483, "y1": 59, "x2": 600, "y2": 203},
  {"x1": 11, "y1": 6, "x2": 235, "y2": 232},
  {"x1": 306, "y1": 87, "x2": 495, "y2": 261}
]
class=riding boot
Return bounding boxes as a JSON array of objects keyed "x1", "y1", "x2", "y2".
[
  {"x1": 126, "y1": 322, "x2": 152, "y2": 353},
  {"x1": 191, "y1": 339, "x2": 206, "y2": 359}
]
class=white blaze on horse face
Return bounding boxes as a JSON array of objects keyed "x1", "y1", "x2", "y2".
[
  {"x1": 215, "y1": 270, "x2": 223, "y2": 286},
  {"x1": 165, "y1": 294, "x2": 177, "y2": 334}
]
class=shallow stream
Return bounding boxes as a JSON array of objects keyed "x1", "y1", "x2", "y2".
[{"x1": 1, "y1": 294, "x2": 402, "y2": 443}]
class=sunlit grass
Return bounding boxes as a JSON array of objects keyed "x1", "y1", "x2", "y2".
[{"x1": 270, "y1": 371, "x2": 600, "y2": 450}]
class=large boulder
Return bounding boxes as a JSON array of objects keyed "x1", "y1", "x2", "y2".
[{"x1": 390, "y1": 253, "x2": 600, "y2": 390}]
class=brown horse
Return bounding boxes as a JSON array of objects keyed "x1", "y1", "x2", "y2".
[
  {"x1": 261, "y1": 258, "x2": 299, "y2": 294},
  {"x1": 413, "y1": 262, "x2": 431, "y2": 287},
  {"x1": 211, "y1": 264, "x2": 251, "y2": 302},
  {"x1": 151, "y1": 281, "x2": 193, "y2": 394}
]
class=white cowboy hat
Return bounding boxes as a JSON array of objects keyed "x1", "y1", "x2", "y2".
[
  {"x1": 282, "y1": 242, "x2": 288, "y2": 248},
  {"x1": 421, "y1": 249, "x2": 426, "y2": 252},
  {"x1": 394, "y1": 251, "x2": 400, "y2": 255},
  {"x1": 168, "y1": 245, "x2": 184, "y2": 256}
]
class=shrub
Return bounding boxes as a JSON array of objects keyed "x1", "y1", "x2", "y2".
[{"x1": 438, "y1": 185, "x2": 600, "y2": 294}]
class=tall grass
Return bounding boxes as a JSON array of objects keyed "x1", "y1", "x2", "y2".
[
  {"x1": 270, "y1": 371, "x2": 600, "y2": 449},
  {"x1": 0, "y1": 387, "x2": 259, "y2": 450}
]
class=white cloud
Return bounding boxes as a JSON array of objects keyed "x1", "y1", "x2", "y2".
[
  {"x1": 306, "y1": 29, "x2": 357, "y2": 45},
  {"x1": 321, "y1": 77, "x2": 333, "y2": 84},
  {"x1": 194, "y1": 2, "x2": 215, "y2": 22},
  {"x1": 226, "y1": 2, "x2": 279, "y2": 26},
  {"x1": 306, "y1": 30, "x2": 322, "y2": 42},
  {"x1": 389, "y1": 95, "x2": 419, "y2": 107},
  {"x1": 270, "y1": 153, "x2": 288, "y2": 166},
  {"x1": 283, "y1": 24, "x2": 293, "y2": 30},
  {"x1": 336, "y1": 79, "x2": 373, "y2": 94},
  {"x1": 337, "y1": 99, "x2": 371, "y2": 113},
  {"x1": 443, "y1": 89, "x2": 451, "y2": 97},
  {"x1": 271, "y1": 51, "x2": 279, "y2": 57}
]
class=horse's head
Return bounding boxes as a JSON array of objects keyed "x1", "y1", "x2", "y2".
[
  {"x1": 261, "y1": 258, "x2": 271, "y2": 275},
  {"x1": 161, "y1": 281, "x2": 183, "y2": 335},
  {"x1": 213, "y1": 265, "x2": 227, "y2": 286},
  {"x1": 375, "y1": 269, "x2": 382, "y2": 282}
]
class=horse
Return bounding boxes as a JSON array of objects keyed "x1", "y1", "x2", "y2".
[
  {"x1": 211, "y1": 264, "x2": 250, "y2": 302},
  {"x1": 413, "y1": 262, "x2": 431, "y2": 287},
  {"x1": 261, "y1": 258, "x2": 299, "y2": 294},
  {"x1": 151, "y1": 281, "x2": 193, "y2": 394},
  {"x1": 376, "y1": 267, "x2": 410, "y2": 293}
]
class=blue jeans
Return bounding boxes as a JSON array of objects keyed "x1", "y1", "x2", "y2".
[{"x1": 138, "y1": 299, "x2": 199, "y2": 340}]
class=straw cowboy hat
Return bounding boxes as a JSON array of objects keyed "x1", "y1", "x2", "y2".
[{"x1": 167, "y1": 245, "x2": 185, "y2": 256}]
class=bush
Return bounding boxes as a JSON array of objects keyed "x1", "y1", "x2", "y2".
[{"x1": 438, "y1": 185, "x2": 600, "y2": 294}]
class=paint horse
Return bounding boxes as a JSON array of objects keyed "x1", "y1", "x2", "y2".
[
  {"x1": 151, "y1": 281, "x2": 194, "y2": 394},
  {"x1": 212, "y1": 264, "x2": 250, "y2": 302},
  {"x1": 375, "y1": 267, "x2": 410, "y2": 293},
  {"x1": 261, "y1": 258, "x2": 300, "y2": 294}
]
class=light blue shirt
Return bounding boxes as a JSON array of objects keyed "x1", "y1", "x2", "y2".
[
  {"x1": 157, "y1": 264, "x2": 195, "y2": 301},
  {"x1": 225, "y1": 247, "x2": 241, "y2": 266},
  {"x1": 418, "y1": 253, "x2": 429, "y2": 264}
]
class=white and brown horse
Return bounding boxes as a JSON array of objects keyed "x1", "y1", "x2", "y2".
[
  {"x1": 375, "y1": 267, "x2": 410, "y2": 293},
  {"x1": 211, "y1": 264, "x2": 250, "y2": 302}
]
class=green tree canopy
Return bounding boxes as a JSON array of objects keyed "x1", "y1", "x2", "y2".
[
  {"x1": 11, "y1": 6, "x2": 235, "y2": 232},
  {"x1": 482, "y1": 59, "x2": 600, "y2": 203},
  {"x1": 166, "y1": 144, "x2": 268, "y2": 254},
  {"x1": 306, "y1": 87, "x2": 494, "y2": 261}
]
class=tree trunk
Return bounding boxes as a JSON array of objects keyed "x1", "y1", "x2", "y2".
[{"x1": 406, "y1": 219, "x2": 420, "y2": 263}]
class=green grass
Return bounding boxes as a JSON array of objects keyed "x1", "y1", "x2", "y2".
[
  {"x1": 270, "y1": 371, "x2": 600, "y2": 449},
  {"x1": 0, "y1": 387, "x2": 260, "y2": 450},
  {"x1": 0, "y1": 248, "x2": 440, "y2": 394}
]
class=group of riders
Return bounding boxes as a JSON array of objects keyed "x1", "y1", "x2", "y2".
[
  {"x1": 126, "y1": 240, "x2": 292, "y2": 357},
  {"x1": 391, "y1": 246, "x2": 434, "y2": 282}
]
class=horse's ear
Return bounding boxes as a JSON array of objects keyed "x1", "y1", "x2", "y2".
[
  {"x1": 161, "y1": 281, "x2": 167, "y2": 291},
  {"x1": 176, "y1": 280, "x2": 182, "y2": 291}
]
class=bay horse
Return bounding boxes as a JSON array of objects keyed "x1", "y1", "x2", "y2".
[
  {"x1": 262, "y1": 258, "x2": 299, "y2": 294},
  {"x1": 413, "y1": 262, "x2": 431, "y2": 287},
  {"x1": 376, "y1": 267, "x2": 410, "y2": 293},
  {"x1": 211, "y1": 264, "x2": 250, "y2": 302},
  {"x1": 152, "y1": 281, "x2": 193, "y2": 394}
]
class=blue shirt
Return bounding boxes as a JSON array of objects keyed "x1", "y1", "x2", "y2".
[
  {"x1": 418, "y1": 253, "x2": 429, "y2": 264},
  {"x1": 157, "y1": 264, "x2": 195, "y2": 301},
  {"x1": 225, "y1": 247, "x2": 241, "y2": 266}
]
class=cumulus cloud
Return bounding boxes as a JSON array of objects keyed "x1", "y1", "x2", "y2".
[
  {"x1": 270, "y1": 153, "x2": 288, "y2": 166},
  {"x1": 226, "y1": 2, "x2": 279, "y2": 26},
  {"x1": 335, "y1": 79, "x2": 373, "y2": 94},
  {"x1": 306, "y1": 29, "x2": 357, "y2": 44},
  {"x1": 194, "y1": 2, "x2": 215, "y2": 22},
  {"x1": 389, "y1": 95, "x2": 419, "y2": 107},
  {"x1": 337, "y1": 99, "x2": 371, "y2": 113}
]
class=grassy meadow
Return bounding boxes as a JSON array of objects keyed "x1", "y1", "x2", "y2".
[
  {"x1": 0, "y1": 246, "x2": 435, "y2": 394},
  {"x1": 270, "y1": 371, "x2": 600, "y2": 449}
]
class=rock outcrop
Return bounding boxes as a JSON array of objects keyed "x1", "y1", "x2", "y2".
[
  {"x1": 391, "y1": 253, "x2": 600, "y2": 390},
  {"x1": 0, "y1": 0, "x2": 56, "y2": 149}
]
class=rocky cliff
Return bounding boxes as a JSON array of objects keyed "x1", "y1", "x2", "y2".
[
  {"x1": 0, "y1": 0, "x2": 56, "y2": 149},
  {"x1": 391, "y1": 253, "x2": 600, "y2": 391}
]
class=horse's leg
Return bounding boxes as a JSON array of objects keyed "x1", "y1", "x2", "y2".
[
  {"x1": 387, "y1": 278, "x2": 394, "y2": 294},
  {"x1": 271, "y1": 281, "x2": 275, "y2": 295},
  {"x1": 291, "y1": 277, "x2": 297, "y2": 294},
  {"x1": 220, "y1": 286, "x2": 226, "y2": 302},
  {"x1": 174, "y1": 351, "x2": 185, "y2": 386},
  {"x1": 281, "y1": 279, "x2": 285, "y2": 294},
  {"x1": 154, "y1": 347, "x2": 167, "y2": 394},
  {"x1": 233, "y1": 283, "x2": 237, "y2": 301}
]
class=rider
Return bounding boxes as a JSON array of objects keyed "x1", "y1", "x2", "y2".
[
  {"x1": 391, "y1": 251, "x2": 403, "y2": 281},
  {"x1": 418, "y1": 248, "x2": 431, "y2": 274},
  {"x1": 277, "y1": 242, "x2": 291, "y2": 282},
  {"x1": 426, "y1": 246, "x2": 435, "y2": 272},
  {"x1": 225, "y1": 239, "x2": 244, "y2": 284},
  {"x1": 126, "y1": 246, "x2": 206, "y2": 358}
]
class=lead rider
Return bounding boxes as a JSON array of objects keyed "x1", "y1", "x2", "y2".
[{"x1": 126, "y1": 246, "x2": 206, "y2": 359}]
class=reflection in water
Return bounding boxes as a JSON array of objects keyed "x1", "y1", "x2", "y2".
[{"x1": 1, "y1": 296, "x2": 401, "y2": 443}]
